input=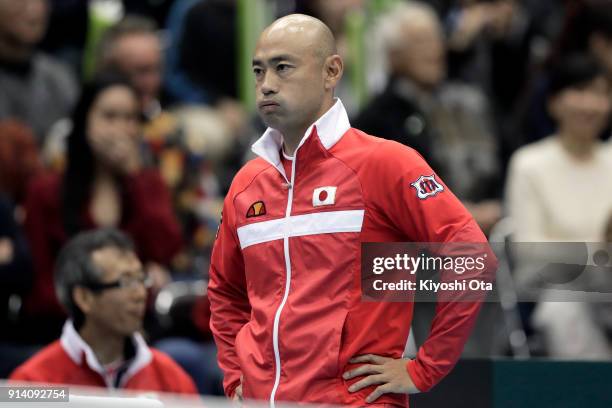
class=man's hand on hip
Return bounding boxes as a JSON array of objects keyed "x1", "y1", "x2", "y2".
[{"x1": 343, "y1": 354, "x2": 420, "y2": 403}]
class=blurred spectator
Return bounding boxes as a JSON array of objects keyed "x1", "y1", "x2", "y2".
[
  {"x1": 165, "y1": 0, "x2": 254, "y2": 194},
  {"x1": 0, "y1": 194, "x2": 35, "y2": 378},
  {"x1": 354, "y1": 1, "x2": 501, "y2": 233},
  {"x1": 94, "y1": 14, "x2": 231, "y2": 277},
  {"x1": 444, "y1": 0, "x2": 545, "y2": 177},
  {"x1": 0, "y1": 0, "x2": 78, "y2": 143},
  {"x1": 445, "y1": 0, "x2": 535, "y2": 110},
  {"x1": 38, "y1": 0, "x2": 88, "y2": 73},
  {"x1": 179, "y1": 0, "x2": 237, "y2": 104},
  {"x1": 506, "y1": 54, "x2": 612, "y2": 359},
  {"x1": 522, "y1": 0, "x2": 612, "y2": 143},
  {"x1": 163, "y1": 0, "x2": 206, "y2": 105},
  {"x1": 0, "y1": 120, "x2": 42, "y2": 205},
  {"x1": 21, "y1": 75, "x2": 182, "y2": 345},
  {"x1": 96, "y1": 15, "x2": 163, "y2": 119},
  {"x1": 10, "y1": 228, "x2": 197, "y2": 393},
  {"x1": 294, "y1": 0, "x2": 381, "y2": 114},
  {"x1": 101, "y1": 9, "x2": 241, "y2": 381}
]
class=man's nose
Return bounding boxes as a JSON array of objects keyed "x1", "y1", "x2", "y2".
[{"x1": 260, "y1": 71, "x2": 278, "y2": 95}]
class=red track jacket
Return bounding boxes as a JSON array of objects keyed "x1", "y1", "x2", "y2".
[
  {"x1": 208, "y1": 99, "x2": 493, "y2": 406},
  {"x1": 10, "y1": 321, "x2": 197, "y2": 394}
]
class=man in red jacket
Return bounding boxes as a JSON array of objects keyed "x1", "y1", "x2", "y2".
[
  {"x1": 208, "y1": 14, "x2": 495, "y2": 406},
  {"x1": 11, "y1": 229, "x2": 197, "y2": 394}
]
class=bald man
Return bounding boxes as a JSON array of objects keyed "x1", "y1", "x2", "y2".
[{"x1": 208, "y1": 14, "x2": 493, "y2": 406}]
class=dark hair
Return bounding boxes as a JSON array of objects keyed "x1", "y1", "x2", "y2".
[
  {"x1": 547, "y1": 54, "x2": 603, "y2": 98},
  {"x1": 54, "y1": 228, "x2": 135, "y2": 328},
  {"x1": 62, "y1": 74, "x2": 139, "y2": 235}
]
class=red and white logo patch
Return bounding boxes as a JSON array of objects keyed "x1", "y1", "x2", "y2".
[
  {"x1": 410, "y1": 175, "x2": 444, "y2": 199},
  {"x1": 313, "y1": 186, "x2": 336, "y2": 207}
]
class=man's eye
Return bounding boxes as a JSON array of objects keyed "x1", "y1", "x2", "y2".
[
  {"x1": 253, "y1": 67, "x2": 263, "y2": 76},
  {"x1": 277, "y1": 64, "x2": 291, "y2": 72}
]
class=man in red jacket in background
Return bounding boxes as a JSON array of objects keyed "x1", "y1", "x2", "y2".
[
  {"x1": 11, "y1": 228, "x2": 197, "y2": 394},
  {"x1": 208, "y1": 14, "x2": 495, "y2": 406}
]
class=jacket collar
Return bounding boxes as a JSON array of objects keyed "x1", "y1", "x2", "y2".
[
  {"x1": 60, "y1": 320, "x2": 152, "y2": 388},
  {"x1": 251, "y1": 98, "x2": 351, "y2": 176}
]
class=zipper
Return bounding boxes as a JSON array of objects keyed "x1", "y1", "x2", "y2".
[{"x1": 269, "y1": 148, "x2": 298, "y2": 408}]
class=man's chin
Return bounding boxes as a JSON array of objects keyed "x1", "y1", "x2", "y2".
[
  {"x1": 117, "y1": 319, "x2": 143, "y2": 337},
  {"x1": 259, "y1": 114, "x2": 282, "y2": 129}
]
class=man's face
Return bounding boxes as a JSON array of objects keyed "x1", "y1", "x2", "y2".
[
  {"x1": 0, "y1": 0, "x2": 48, "y2": 48},
  {"x1": 85, "y1": 247, "x2": 147, "y2": 337},
  {"x1": 112, "y1": 33, "x2": 162, "y2": 108},
  {"x1": 394, "y1": 19, "x2": 446, "y2": 89},
  {"x1": 252, "y1": 29, "x2": 327, "y2": 134}
]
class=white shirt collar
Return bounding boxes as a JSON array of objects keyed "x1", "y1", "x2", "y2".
[
  {"x1": 60, "y1": 320, "x2": 152, "y2": 388},
  {"x1": 281, "y1": 149, "x2": 294, "y2": 161},
  {"x1": 251, "y1": 98, "x2": 351, "y2": 175}
]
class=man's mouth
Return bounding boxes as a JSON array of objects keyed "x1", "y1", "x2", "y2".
[{"x1": 258, "y1": 101, "x2": 280, "y2": 110}]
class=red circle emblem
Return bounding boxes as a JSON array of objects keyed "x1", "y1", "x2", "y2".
[{"x1": 318, "y1": 190, "x2": 328, "y2": 202}]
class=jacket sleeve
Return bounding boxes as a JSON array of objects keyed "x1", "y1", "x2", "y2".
[
  {"x1": 374, "y1": 142, "x2": 496, "y2": 392},
  {"x1": 207, "y1": 193, "x2": 250, "y2": 398}
]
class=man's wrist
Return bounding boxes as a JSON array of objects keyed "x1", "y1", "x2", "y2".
[{"x1": 406, "y1": 359, "x2": 426, "y2": 393}]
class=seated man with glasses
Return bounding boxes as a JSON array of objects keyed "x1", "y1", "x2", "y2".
[{"x1": 10, "y1": 228, "x2": 197, "y2": 394}]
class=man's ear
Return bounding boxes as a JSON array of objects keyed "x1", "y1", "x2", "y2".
[
  {"x1": 324, "y1": 55, "x2": 343, "y2": 90},
  {"x1": 73, "y1": 286, "x2": 94, "y2": 315}
]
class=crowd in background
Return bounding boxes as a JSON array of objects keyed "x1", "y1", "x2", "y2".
[{"x1": 1, "y1": 0, "x2": 612, "y2": 396}]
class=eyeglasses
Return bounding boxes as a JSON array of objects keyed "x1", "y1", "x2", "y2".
[{"x1": 86, "y1": 275, "x2": 152, "y2": 292}]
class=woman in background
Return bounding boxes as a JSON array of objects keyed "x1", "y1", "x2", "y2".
[
  {"x1": 506, "y1": 54, "x2": 612, "y2": 359},
  {"x1": 21, "y1": 75, "x2": 182, "y2": 345}
]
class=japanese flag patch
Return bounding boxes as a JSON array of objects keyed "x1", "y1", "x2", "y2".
[
  {"x1": 411, "y1": 175, "x2": 444, "y2": 200},
  {"x1": 313, "y1": 186, "x2": 337, "y2": 207}
]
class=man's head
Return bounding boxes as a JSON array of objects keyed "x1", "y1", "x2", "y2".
[
  {"x1": 252, "y1": 14, "x2": 343, "y2": 136},
  {"x1": 379, "y1": 1, "x2": 446, "y2": 89},
  {"x1": 0, "y1": 0, "x2": 49, "y2": 59},
  {"x1": 55, "y1": 229, "x2": 148, "y2": 338},
  {"x1": 97, "y1": 16, "x2": 162, "y2": 110}
]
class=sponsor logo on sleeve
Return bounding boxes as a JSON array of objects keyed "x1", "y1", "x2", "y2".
[{"x1": 410, "y1": 175, "x2": 444, "y2": 200}]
